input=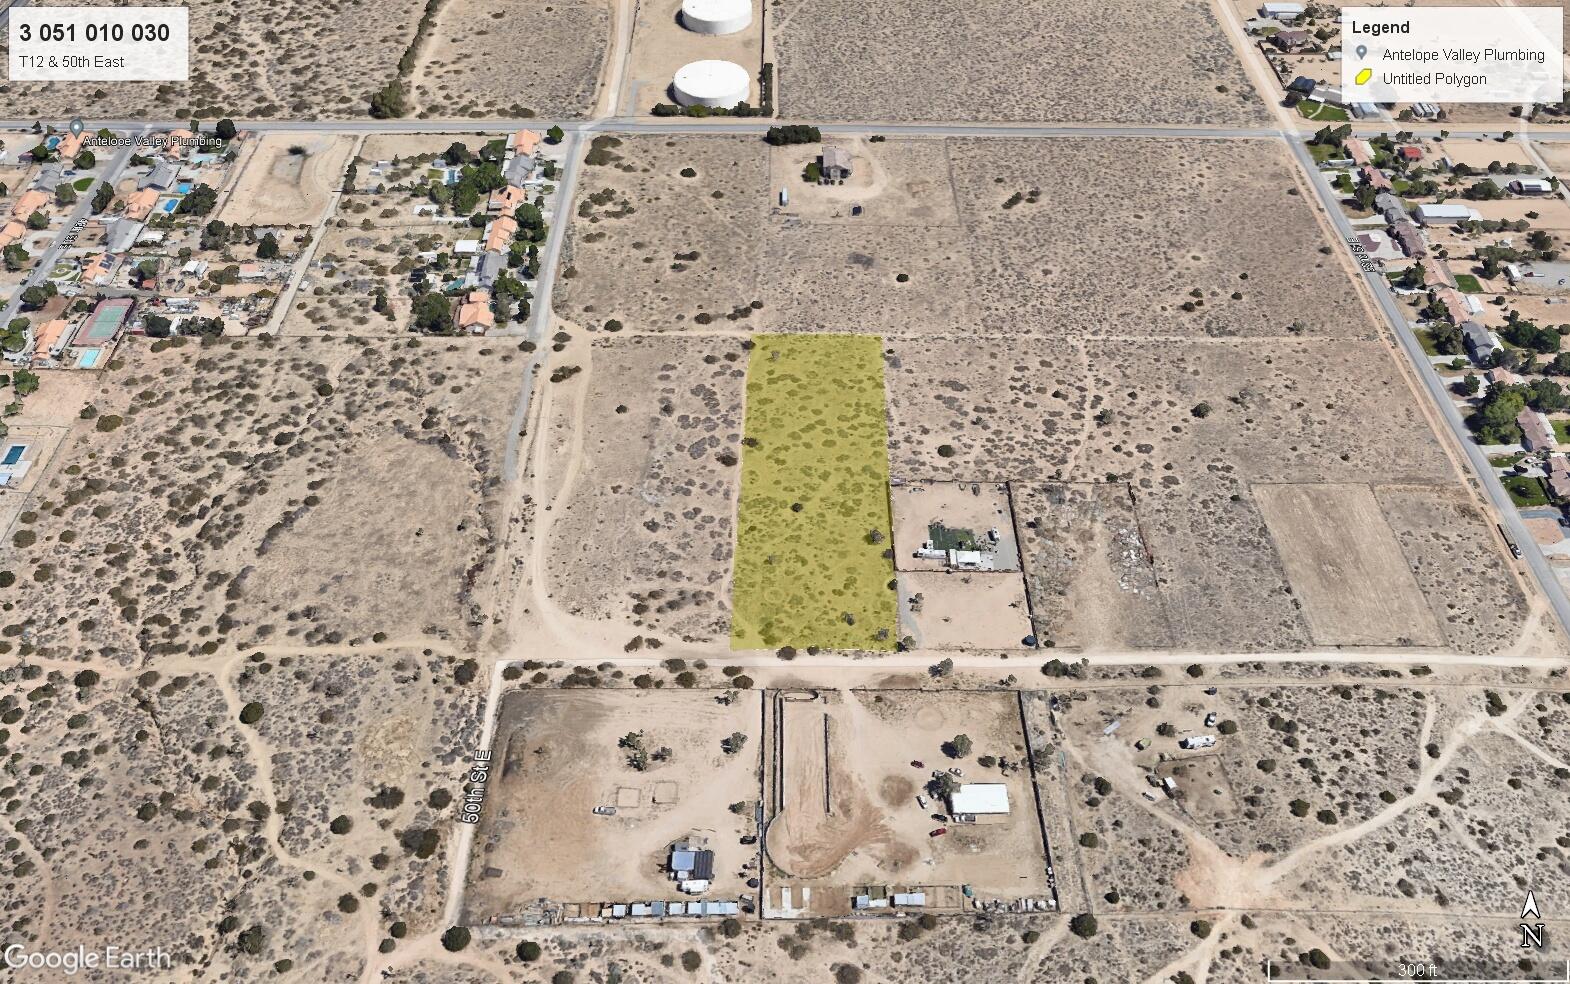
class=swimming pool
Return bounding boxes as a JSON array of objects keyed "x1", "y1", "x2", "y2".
[
  {"x1": 176, "y1": 181, "x2": 192, "y2": 194},
  {"x1": 1, "y1": 445, "x2": 24, "y2": 466},
  {"x1": 158, "y1": 199, "x2": 179, "y2": 213},
  {"x1": 76, "y1": 348, "x2": 102, "y2": 369}
]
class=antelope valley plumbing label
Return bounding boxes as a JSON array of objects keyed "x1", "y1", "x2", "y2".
[{"x1": 1341, "y1": 6, "x2": 1562, "y2": 103}]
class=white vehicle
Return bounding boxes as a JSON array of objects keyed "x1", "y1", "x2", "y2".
[
  {"x1": 1203, "y1": 712, "x2": 1218, "y2": 727},
  {"x1": 592, "y1": 806, "x2": 617, "y2": 816},
  {"x1": 916, "y1": 795, "x2": 928, "y2": 809},
  {"x1": 1179, "y1": 735, "x2": 1216, "y2": 750}
]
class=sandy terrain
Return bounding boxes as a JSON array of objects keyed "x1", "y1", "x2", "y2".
[
  {"x1": 411, "y1": 0, "x2": 610, "y2": 118},
  {"x1": 542, "y1": 335, "x2": 747, "y2": 645},
  {"x1": 898, "y1": 571, "x2": 1032, "y2": 650},
  {"x1": 217, "y1": 133, "x2": 356, "y2": 227},
  {"x1": 5, "y1": 335, "x2": 516, "y2": 663},
  {"x1": 763, "y1": 689, "x2": 1049, "y2": 916},
  {"x1": 771, "y1": 0, "x2": 1270, "y2": 125},
  {"x1": 463, "y1": 688, "x2": 760, "y2": 918},
  {"x1": 559, "y1": 136, "x2": 1383, "y2": 340},
  {"x1": 1014, "y1": 482, "x2": 1174, "y2": 651},
  {"x1": 555, "y1": 135, "x2": 768, "y2": 330},
  {"x1": 0, "y1": 0, "x2": 425, "y2": 120},
  {"x1": 1255, "y1": 483, "x2": 1445, "y2": 647},
  {"x1": 284, "y1": 224, "x2": 460, "y2": 335}
]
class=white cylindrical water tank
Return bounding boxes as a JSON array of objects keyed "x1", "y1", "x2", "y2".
[
  {"x1": 681, "y1": 0, "x2": 752, "y2": 35},
  {"x1": 672, "y1": 60, "x2": 751, "y2": 109}
]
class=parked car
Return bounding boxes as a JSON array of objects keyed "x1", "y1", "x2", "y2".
[
  {"x1": 929, "y1": 827, "x2": 947, "y2": 838},
  {"x1": 591, "y1": 806, "x2": 616, "y2": 816},
  {"x1": 915, "y1": 795, "x2": 927, "y2": 809},
  {"x1": 910, "y1": 760, "x2": 923, "y2": 768}
]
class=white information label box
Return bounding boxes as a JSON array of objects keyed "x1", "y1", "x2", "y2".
[
  {"x1": 8, "y1": 7, "x2": 189, "y2": 82},
  {"x1": 1340, "y1": 6, "x2": 1562, "y2": 104}
]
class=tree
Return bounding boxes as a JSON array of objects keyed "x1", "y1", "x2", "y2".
[
  {"x1": 257, "y1": 232, "x2": 280, "y2": 259},
  {"x1": 945, "y1": 733, "x2": 972, "y2": 758},
  {"x1": 19, "y1": 284, "x2": 53, "y2": 310},
  {"x1": 721, "y1": 731, "x2": 748, "y2": 754},
  {"x1": 515, "y1": 203, "x2": 547, "y2": 242},
  {"x1": 440, "y1": 927, "x2": 470, "y2": 952},
  {"x1": 547, "y1": 125, "x2": 565, "y2": 144},
  {"x1": 91, "y1": 183, "x2": 114, "y2": 214},
  {"x1": 516, "y1": 941, "x2": 542, "y2": 962},
  {"x1": 411, "y1": 292, "x2": 453, "y2": 334},
  {"x1": 3, "y1": 245, "x2": 30, "y2": 271},
  {"x1": 176, "y1": 183, "x2": 219, "y2": 215},
  {"x1": 764, "y1": 125, "x2": 821, "y2": 146},
  {"x1": 1069, "y1": 913, "x2": 1098, "y2": 938},
  {"x1": 444, "y1": 141, "x2": 471, "y2": 166},
  {"x1": 25, "y1": 210, "x2": 48, "y2": 230},
  {"x1": 216, "y1": 118, "x2": 238, "y2": 141},
  {"x1": 1475, "y1": 382, "x2": 1526, "y2": 445},
  {"x1": 369, "y1": 80, "x2": 409, "y2": 119}
]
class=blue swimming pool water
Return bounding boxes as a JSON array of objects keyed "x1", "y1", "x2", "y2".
[
  {"x1": 159, "y1": 199, "x2": 178, "y2": 213},
  {"x1": 1, "y1": 445, "x2": 23, "y2": 466},
  {"x1": 76, "y1": 349, "x2": 101, "y2": 369},
  {"x1": 176, "y1": 181, "x2": 192, "y2": 193}
]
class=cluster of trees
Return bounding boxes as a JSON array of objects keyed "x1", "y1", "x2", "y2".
[
  {"x1": 1499, "y1": 311, "x2": 1563, "y2": 354},
  {"x1": 765, "y1": 125, "x2": 822, "y2": 146},
  {"x1": 176, "y1": 183, "x2": 218, "y2": 215},
  {"x1": 2, "y1": 244, "x2": 29, "y2": 271},
  {"x1": 1462, "y1": 179, "x2": 1507, "y2": 201},
  {"x1": 369, "y1": 80, "x2": 409, "y2": 119},
  {"x1": 618, "y1": 731, "x2": 671, "y2": 772},
  {"x1": 651, "y1": 101, "x2": 765, "y2": 118},
  {"x1": 19, "y1": 281, "x2": 56, "y2": 311},
  {"x1": 411, "y1": 292, "x2": 453, "y2": 334}
]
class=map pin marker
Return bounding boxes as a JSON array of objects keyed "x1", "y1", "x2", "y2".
[
  {"x1": 68, "y1": 118, "x2": 84, "y2": 137},
  {"x1": 1355, "y1": 44, "x2": 1369, "y2": 59}
]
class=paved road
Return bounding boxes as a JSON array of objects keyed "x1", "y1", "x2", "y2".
[
  {"x1": 1285, "y1": 134, "x2": 1570, "y2": 634},
  {"x1": 0, "y1": 117, "x2": 1289, "y2": 140},
  {"x1": 0, "y1": 128, "x2": 140, "y2": 358},
  {"x1": 500, "y1": 132, "x2": 584, "y2": 481}
]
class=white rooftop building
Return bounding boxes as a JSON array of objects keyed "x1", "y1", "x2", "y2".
[
  {"x1": 1414, "y1": 202, "x2": 1480, "y2": 226},
  {"x1": 948, "y1": 783, "x2": 1010, "y2": 816}
]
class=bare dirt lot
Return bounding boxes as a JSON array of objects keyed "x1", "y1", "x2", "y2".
[
  {"x1": 411, "y1": 0, "x2": 610, "y2": 118},
  {"x1": 1255, "y1": 483, "x2": 1444, "y2": 648},
  {"x1": 763, "y1": 689, "x2": 1049, "y2": 916},
  {"x1": 770, "y1": 0, "x2": 1269, "y2": 125},
  {"x1": 216, "y1": 133, "x2": 357, "y2": 227},
  {"x1": 463, "y1": 688, "x2": 761, "y2": 918},
  {"x1": 0, "y1": 0, "x2": 425, "y2": 120},
  {"x1": 4, "y1": 335, "x2": 516, "y2": 663},
  {"x1": 898, "y1": 570, "x2": 1033, "y2": 650},
  {"x1": 1014, "y1": 482, "x2": 1173, "y2": 652},
  {"x1": 560, "y1": 136, "x2": 1383, "y2": 341},
  {"x1": 284, "y1": 224, "x2": 461, "y2": 335},
  {"x1": 541, "y1": 335, "x2": 748, "y2": 645},
  {"x1": 550, "y1": 133, "x2": 1543, "y2": 657}
]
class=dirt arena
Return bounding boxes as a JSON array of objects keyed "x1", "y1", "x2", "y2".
[
  {"x1": 898, "y1": 571, "x2": 1033, "y2": 650},
  {"x1": 463, "y1": 689, "x2": 761, "y2": 919},
  {"x1": 763, "y1": 690, "x2": 1049, "y2": 916}
]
